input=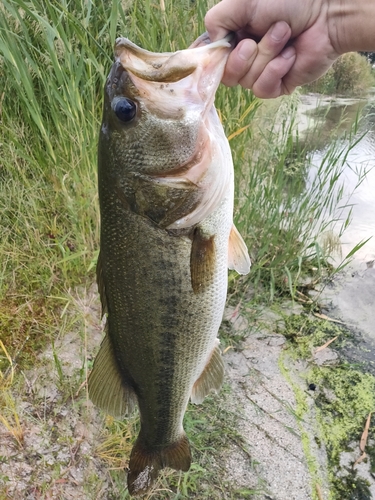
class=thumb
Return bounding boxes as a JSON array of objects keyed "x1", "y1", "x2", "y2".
[{"x1": 205, "y1": 0, "x2": 251, "y2": 41}]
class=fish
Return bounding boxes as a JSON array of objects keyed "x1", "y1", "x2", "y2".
[{"x1": 88, "y1": 33, "x2": 251, "y2": 497}]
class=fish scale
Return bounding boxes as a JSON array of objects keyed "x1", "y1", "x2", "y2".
[{"x1": 88, "y1": 33, "x2": 250, "y2": 496}]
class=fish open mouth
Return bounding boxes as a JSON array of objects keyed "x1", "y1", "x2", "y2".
[
  {"x1": 114, "y1": 33, "x2": 233, "y2": 82},
  {"x1": 114, "y1": 34, "x2": 233, "y2": 114}
]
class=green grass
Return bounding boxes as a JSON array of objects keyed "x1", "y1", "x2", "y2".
[
  {"x1": 0, "y1": 0, "x2": 367, "y2": 357},
  {"x1": 0, "y1": 0, "x2": 107, "y2": 368},
  {"x1": 229, "y1": 94, "x2": 369, "y2": 300},
  {"x1": 0, "y1": 341, "x2": 23, "y2": 447}
]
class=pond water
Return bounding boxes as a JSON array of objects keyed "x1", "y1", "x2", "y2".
[{"x1": 302, "y1": 96, "x2": 375, "y2": 265}]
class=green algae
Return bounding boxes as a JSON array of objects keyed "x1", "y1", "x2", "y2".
[
  {"x1": 282, "y1": 313, "x2": 350, "y2": 359},
  {"x1": 281, "y1": 314, "x2": 375, "y2": 500},
  {"x1": 311, "y1": 366, "x2": 375, "y2": 462},
  {"x1": 279, "y1": 350, "x2": 323, "y2": 500}
]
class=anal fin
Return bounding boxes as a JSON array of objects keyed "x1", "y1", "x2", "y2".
[
  {"x1": 88, "y1": 332, "x2": 136, "y2": 417},
  {"x1": 228, "y1": 224, "x2": 251, "y2": 275},
  {"x1": 128, "y1": 434, "x2": 191, "y2": 497},
  {"x1": 191, "y1": 341, "x2": 225, "y2": 404}
]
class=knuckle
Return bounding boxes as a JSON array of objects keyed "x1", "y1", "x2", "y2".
[{"x1": 204, "y1": 11, "x2": 213, "y2": 29}]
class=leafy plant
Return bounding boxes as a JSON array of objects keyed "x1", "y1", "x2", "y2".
[{"x1": 304, "y1": 52, "x2": 375, "y2": 96}]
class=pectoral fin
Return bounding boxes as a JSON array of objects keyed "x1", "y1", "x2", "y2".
[
  {"x1": 190, "y1": 226, "x2": 216, "y2": 294},
  {"x1": 191, "y1": 341, "x2": 225, "y2": 404},
  {"x1": 228, "y1": 224, "x2": 251, "y2": 275},
  {"x1": 88, "y1": 333, "x2": 136, "y2": 417}
]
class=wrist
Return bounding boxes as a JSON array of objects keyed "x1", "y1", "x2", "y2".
[{"x1": 328, "y1": 0, "x2": 375, "y2": 54}]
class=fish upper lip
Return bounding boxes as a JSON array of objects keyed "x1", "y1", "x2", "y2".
[
  {"x1": 114, "y1": 35, "x2": 232, "y2": 84},
  {"x1": 114, "y1": 34, "x2": 233, "y2": 59}
]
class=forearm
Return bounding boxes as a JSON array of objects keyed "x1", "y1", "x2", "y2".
[{"x1": 329, "y1": 0, "x2": 375, "y2": 53}]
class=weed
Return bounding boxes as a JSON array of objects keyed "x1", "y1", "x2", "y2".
[
  {"x1": 331, "y1": 471, "x2": 372, "y2": 500},
  {"x1": 96, "y1": 415, "x2": 137, "y2": 469},
  {"x1": 0, "y1": 0, "x2": 369, "y2": 364},
  {"x1": 281, "y1": 314, "x2": 349, "y2": 359},
  {"x1": 232, "y1": 95, "x2": 370, "y2": 301},
  {"x1": 0, "y1": 341, "x2": 23, "y2": 447},
  {"x1": 51, "y1": 342, "x2": 65, "y2": 386}
]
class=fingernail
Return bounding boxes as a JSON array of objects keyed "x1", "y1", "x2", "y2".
[
  {"x1": 282, "y1": 46, "x2": 296, "y2": 59},
  {"x1": 271, "y1": 21, "x2": 289, "y2": 42},
  {"x1": 238, "y1": 40, "x2": 256, "y2": 61}
]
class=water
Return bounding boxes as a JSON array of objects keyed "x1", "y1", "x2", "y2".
[{"x1": 305, "y1": 98, "x2": 375, "y2": 264}]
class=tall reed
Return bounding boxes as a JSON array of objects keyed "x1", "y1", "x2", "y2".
[{"x1": 0, "y1": 0, "x2": 367, "y2": 346}]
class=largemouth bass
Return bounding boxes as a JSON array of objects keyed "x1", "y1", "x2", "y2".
[{"x1": 88, "y1": 33, "x2": 250, "y2": 497}]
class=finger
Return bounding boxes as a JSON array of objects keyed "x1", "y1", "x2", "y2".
[
  {"x1": 221, "y1": 39, "x2": 258, "y2": 87},
  {"x1": 252, "y1": 46, "x2": 297, "y2": 98},
  {"x1": 238, "y1": 21, "x2": 291, "y2": 89},
  {"x1": 282, "y1": 30, "x2": 339, "y2": 91},
  {"x1": 205, "y1": 0, "x2": 252, "y2": 41}
]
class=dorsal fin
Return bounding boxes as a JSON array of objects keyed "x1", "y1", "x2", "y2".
[{"x1": 228, "y1": 224, "x2": 251, "y2": 275}]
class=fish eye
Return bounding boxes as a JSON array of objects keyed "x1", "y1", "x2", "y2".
[{"x1": 113, "y1": 97, "x2": 137, "y2": 123}]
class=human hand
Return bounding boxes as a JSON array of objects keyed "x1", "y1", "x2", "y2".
[{"x1": 205, "y1": 0, "x2": 341, "y2": 98}]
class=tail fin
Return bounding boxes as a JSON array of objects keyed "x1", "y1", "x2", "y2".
[{"x1": 127, "y1": 434, "x2": 191, "y2": 497}]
